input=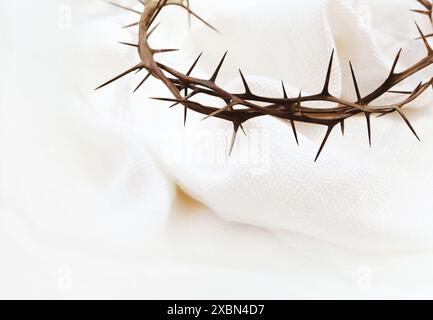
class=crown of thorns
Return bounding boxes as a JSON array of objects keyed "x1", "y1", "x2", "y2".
[{"x1": 96, "y1": 0, "x2": 433, "y2": 161}]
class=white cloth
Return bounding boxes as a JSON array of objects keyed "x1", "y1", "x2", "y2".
[{"x1": 2, "y1": 0, "x2": 433, "y2": 299}]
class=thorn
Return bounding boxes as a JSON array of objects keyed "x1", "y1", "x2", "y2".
[
  {"x1": 95, "y1": 64, "x2": 141, "y2": 90},
  {"x1": 186, "y1": 52, "x2": 203, "y2": 76},
  {"x1": 349, "y1": 61, "x2": 362, "y2": 102},
  {"x1": 169, "y1": 91, "x2": 198, "y2": 108},
  {"x1": 147, "y1": 23, "x2": 160, "y2": 38},
  {"x1": 122, "y1": 21, "x2": 140, "y2": 29},
  {"x1": 184, "y1": 106, "x2": 188, "y2": 127},
  {"x1": 210, "y1": 51, "x2": 228, "y2": 82},
  {"x1": 202, "y1": 103, "x2": 234, "y2": 120},
  {"x1": 133, "y1": 72, "x2": 151, "y2": 93},
  {"x1": 281, "y1": 81, "x2": 288, "y2": 99},
  {"x1": 105, "y1": 1, "x2": 141, "y2": 14},
  {"x1": 119, "y1": 41, "x2": 138, "y2": 48},
  {"x1": 315, "y1": 125, "x2": 334, "y2": 162},
  {"x1": 389, "y1": 48, "x2": 402, "y2": 77},
  {"x1": 152, "y1": 48, "x2": 179, "y2": 54},
  {"x1": 229, "y1": 123, "x2": 240, "y2": 156},
  {"x1": 239, "y1": 69, "x2": 252, "y2": 95},
  {"x1": 240, "y1": 124, "x2": 247, "y2": 136},
  {"x1": 178, "y1": 4, "x2": 220, "y2": 33},
  {"x1": 340, "y1": 120, "x2": 345, "y2": 136},
  {"x1": 151, "y1": 97, "x2": 205, "y2": 111},
  {"x1": 295, "y1": 90, "x2": 302, "y2": 112},
  {"x1": 415, "y1": 22, "x2": 433, "y2": 54},
  {"x1": 151, "y1": 97, "x2": 185, "y2": 103},
  {"x1": 365, "y1": 112, "x2": 372, "y2": 147},
  {"x1": 322, "y1": 49, "x2": 335, "y2": 95},
  {"x1": 395, "y1": 107, "x2": 421, "y2": 141},
  {"x1": 412, "y1": 6, "x2": 432, "y2": 22},
  {"x1": 388, "y1": 90, "x2": 412, "y2": 94},
  {"x1": 290, "y1": 120, "x2": 299, "y2": 146}
]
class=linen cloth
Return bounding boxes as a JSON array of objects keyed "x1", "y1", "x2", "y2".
[{"x1": 1, "y1": 0, "x2": 433, "y2": 299}]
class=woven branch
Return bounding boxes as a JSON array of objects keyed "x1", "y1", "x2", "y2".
[{"x1": 97, "y1": 0, "x2": 433, "y2": 161}]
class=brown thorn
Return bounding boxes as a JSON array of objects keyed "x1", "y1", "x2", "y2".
[
  {"x1": 119, "y1": 41, "x2": 138, "y2": 48},
  {"x1": 186, "y1": 52, "x2": 203, "y2": 76},
  {"x1": 365, "y1": 112, "x2": 372, "y2": 147},
  {"x1": 395, "y1": 107, "x2": 421, "y2": 141},
  {"x1": 95, "y1": 64, "x2": 141, "y2": 90},
  {"x1": 210, "y1": 51, "x2": 228, "y2": 82},
  {"x1": 415, "y1": 22, "x2": 433, "y2": 54},
  {"x1": 340, "y1": 120, "x2": 345, "y2": 136},
  {"x1": 152, "y1": 48, "x2": 179, "y2": 54},
  {"x1": 388, "y1": 90, "x2": 412, "y2": 94},
  {"x1": 315, "y1": 125, "x2": 335, "y2": 162},
  {"x1": 175, "y1": 3, "x2": 220, "y2": 33},
  {"x1": 389, "y1": 48, "x2": 403, "y2": 77},
  {"x1": 349, "y1": 61, "x2": 362, "y2": 102},
  {"x1": 122, "y1": 21, "x2": 140, "y2": 29},
  {"x1": 105, "y1": 1, "x2": 141, "y2": 14},
  {"x1": 229, "y1": 123, "x2": 240, "y2": 156},
  {"x1": 147, "y1": 23, "x2": 161, "y2": 38},
  {"x1": 202, "y1": 102, "x2": 234, "y2": 120},
  {"x1": 133, "y1": 72, "x2": 151, "y2": 93},
  {"x1": 239, "y1": 69, "x2": 252, "y2": 95},
  {"x1": 240, "y1": 124, "x2": 247, "y2": 136},
  {"x1": 322, "y1": 49, "x2": 335, "y2": 95},
  {"x1": 169, "y1": 91, "x2": 198, "y2": 108},
  {"x1": 290, "y1": 120, "x2": 299, "y2": 146}
]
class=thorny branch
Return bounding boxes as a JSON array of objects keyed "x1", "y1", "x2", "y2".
[{"x1": 97, "y1": 0, "x2": 433, "y2": 161}]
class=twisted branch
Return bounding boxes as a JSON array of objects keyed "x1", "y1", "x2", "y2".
[{"x1": 96, "y1": 0, "x2": 433, "y2": 161}]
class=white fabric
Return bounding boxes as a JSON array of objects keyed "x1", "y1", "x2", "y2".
[{"x1": 2, "y1": 0, "x2": 433, "y2": 299}]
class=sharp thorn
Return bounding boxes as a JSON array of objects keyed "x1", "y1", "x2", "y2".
[
  {"x1": 180, "y1": 4, "x2": 220, "y2": 33},
  {"x1": 210, "y1": 51, "x2": 228, "y2": 82},
  {"x1": 202, "y1": 103, "x2": 234, "y2": 120},
  {"x1": 186, "y1": 52, "x2": 203, "y2": 76},
  {"x1": 133, "y1": 72, "x2": 151, "y2": 93},
  {"x1": 415, "y1": 22, "x2": 433, "y2": 54},
  {"x1": 290, "y1": 120, "x2": 299, "y2": 146},
  {"x1": 152, "y1": 48, "x2": 179, "y2": 54},
  {"x1": 122, "y1": 21, "x2": 140, "y2": 29},
  {"x1": 105, "y1": 1, "x2": 141, "y2": 14},
  {"x1": 349, "y1": 61, "x2": 362, "y2": 102},
  {"x1": 240, "y1": 124, "x2": 247, "y2": 136},
  {"x1": 95, "y1": 64, "x2": 141, "y2": 90},
  {"x1": 281, "y1": 81, "x2": 288, "y2": 99},
  {"x1": 239, "y1": 69, "x2": 252, "y2": 95},
  {"x1": 229, "y1": 124, "x2": 240, "y2": 156},
  {"x1": 322, "y1": 49, "x2": 335, "y2": 95},
  {"x1": 119, "y1": 41, "x2": 138, "y2": 48},
  {"x1": 315, "y1": 125, "x2": 334, "y2": 162},
  {"x1": 389, "y1": 48, "x2": 403, "y2": 77},
  {"x1": 395, "y1": 107, "x2": 421, "y2": 141},
  {"x1": 147, "y1": 23, "x2": 160, "y2": 38},
  {"x1": 365, "y1": 112, "x2": 372, "y2": 147}
]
